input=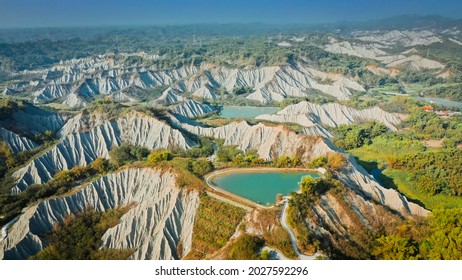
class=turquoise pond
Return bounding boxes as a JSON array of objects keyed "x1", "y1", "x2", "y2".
[
  {"x1": 211, "y1": 171, "x2": 320, "y2": 205},
  {"x1": 219, "y1": 106, "x2": 280, "y2": 119}
]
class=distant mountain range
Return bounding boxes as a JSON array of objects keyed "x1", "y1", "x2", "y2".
[{"x1": 1, "y1": 15, "x2": 461, "y2": 43}]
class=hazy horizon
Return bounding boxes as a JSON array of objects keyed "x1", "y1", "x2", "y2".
[{"x1": 1, "y1": 0, "x2": 462, "y2": 29}]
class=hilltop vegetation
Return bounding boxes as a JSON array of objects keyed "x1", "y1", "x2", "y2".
[
  {"x1": 184, "y1": 194, "x2": 246, "y2": 259},
  {"x1": 30, "y1": 206, "x2": 134, "y2": 260},
  {"x1": 373, "y1": 208, "x2": 462, "y2": 260}
]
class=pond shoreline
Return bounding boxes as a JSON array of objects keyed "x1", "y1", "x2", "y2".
[{"x1": 205, "y1": 167, "x2": 320, "y2": 208}]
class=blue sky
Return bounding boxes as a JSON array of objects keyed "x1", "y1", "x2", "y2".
[{"x1": 0, "y1": 0, "x2": 461, "y2": 28}]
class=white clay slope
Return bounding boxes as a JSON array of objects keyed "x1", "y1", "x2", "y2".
[
  {"x1": 7, "y1": 56, "x2": 365, "y2": 107},
  {"x1": 0, "y1": 128, "x2": 38, "y2": 153},
  {"x1": 11, "y1": 111, "x2": 195, "y2": 193},
  {"x1": 171, "y1": 100, "x2": 217, "y2": 119},
  {"x1": 0, "y1": 168, "x2": 199, "y2": 260},
  {"x1": 256, "y1": 101, "x2": 406, "y2": 130},
  {"x1": 353, "y1": 30, "x2": 442, "y2": 47},
  {"x1": 324, "y1": 40, "x2": 444, "y2": 71}
]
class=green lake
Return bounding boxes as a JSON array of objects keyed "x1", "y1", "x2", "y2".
[
  {"x1": 219, "y1": 106, "x2": 280, "y2": 119},
  {"x1": 212, "y1": 171, "x2": 320, "y2": 205}
]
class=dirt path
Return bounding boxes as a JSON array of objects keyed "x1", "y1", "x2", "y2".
[
  {"x1": 206, "y1": 191, "x2": 252, "y2": 211},
  {"x1": 281, "y1": 198, "x2": 319, "y2": 260}
]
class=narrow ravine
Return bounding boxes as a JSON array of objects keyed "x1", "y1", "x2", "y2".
[{"x1": 1, "y1": 217, "x2": 18, "y2": 242}]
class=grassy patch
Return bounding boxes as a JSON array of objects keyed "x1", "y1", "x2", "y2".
[
  {"x1": 184, "y1": 193, "x2": 246, "y2": 259},
  {"x1": 348, "y1": 135, "x2": 462, "y2": 209},
  {"x1": 348, "y1": 135, "x2": 426, "y2": 169},
  {"x1": 383, "y1": 169, "x2": 462, "y2": 210}
]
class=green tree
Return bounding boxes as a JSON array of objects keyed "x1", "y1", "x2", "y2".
[
  {"x1": 189, "y1": 159, "x2": 214, "y2": 177},
  {"x1": 373, "y1": 235, "x2": 419, "y2": 260},
  {"x1": 229, "y1": 234, "x2": 264, "y2": 260},
  {"x1": 109, "y1": 144, "x2": 137, "y2": 167},
  {"x1": 419, "y1": 209, "x2": 462, "y2": 260},
  {"x1": 147, "y1": 149, "x2": 173, "y2": 164}
]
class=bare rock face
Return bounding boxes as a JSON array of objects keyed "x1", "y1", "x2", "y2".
[
  {"x1": 192, "y1": 85, "x2": 217, "y2": 100},
  {"x1": 171, "y1": 100, "x2": 217, "y2": 119},
  {"x1": 300, "y1": 124, "x2": 333, "y2": 139},
  {"x1": 385, "y1": 54, "x2": 444, "y2": 71},
  {"x1": 5, "y1": 53, "x2": 366, "y2": 107},
  {"x1": 171, "y1": 116, "x2": 332, "y2": 162},
  {"x1": 0, "y1": 168, "x2": 199, "y2": 260},
  {"x1": 353, "y1": 30, "x2": 442, "y2": 47},
  {"x1": 324, "y1": 38, "x2": 444, "y2": 71},
  {"x1": 10, "y1": 104, "x2": 66, "y2": 134},
  {"x1": 12, "y1": 111, "x2": 195, "y2": 193},
  {"x1": 0, "y1": 128, "x2": 38, "y2": 153},
  {"x1": 335, "y1": 155, "x2": 429, "y2": 217},
  {"x1": 256, "y1": 101, "x2": 405, "y2": 131},
  {"x1": 156, "y1": 88, "x2": 185, "y2": 106},
  {"x1": 306, "y1": 186, "x2": 404, "y2": 259}
]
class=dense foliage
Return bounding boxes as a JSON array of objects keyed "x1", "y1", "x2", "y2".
[
  {"x1": 0, "y1": 141, "x2": 15, "y2": 178},
  {"x1": 30, "y1": 207, "x2": 134, "y2": 260},
  {"x1": 109, "y1": 144, "x2": 150, "y2": 167},
  {"x1": 334, "y1": 121, "x2": 389, "y2": 150},
  {"x1": 405, "y1": 111, "x2": 462, "y2": 148},
  {"x1": 188, "y1": 159, "x2": 214, "y2": 177},
  {"x1": 181, "y1": 137, "x2": 214, "y2": 158},
  {"x1": 216, "y1": 144, "x2": 242, "y2": 162},
  {"x1": 388, "y1": 150, "x2": 462, "y2": 196},
  {"x1": 373, "y1": 209, "x2": 462, "y2": 260},
  {"x1": 228, "y1": 234, "x2": 265, "y2": 260}
]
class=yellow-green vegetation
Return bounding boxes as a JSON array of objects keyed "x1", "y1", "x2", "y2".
[
  {"x1": 405, "y1": 111, "x2": 462, "y2": 148},
  {"x1": 0, "y1": 141, "x2": 15, "y2": 178},
  {"x1": 147, "y1": 149, "x2": 173, "y2": 164},
  {"x1": 388, "y1": 150, "x2": 462, "y2": 196},
  {"x1": 348, "y1": 132, "x2": 462, "y2": 209},
  {"x1": 30, "y1": 205, "x2": 135, "y2": 260},
  {"x1": 184, "y1": 193, "x2": 246, "y2": 259},
  {"x1": 0, "y1": 97, "x2": 25, "y2": 116},
  {"x1": 0, "y1": 158, "x2": 111, "y2": 227},
  {"x1": 228, "y1": 234, "x2": 265, "y2": 260},
  {"x1": 334, "y1": 121, "x2": 389, "y2": 150},
  {"x1": 154, "y1": 158, "x2": 208, "y2": 190},
  {"x1": 251, "y1": 208, "x2": 297, "y2": 259},
  {"x1": 373, "y1": 209, "x2": 462, "y2": 260},
  {"x1": 383, "y1": 169, "x2": 462, "y2": 209},
  {"x1": 287, "y1": 177, "x2": 341, "y2": 255},
  {"x1": 348, "y1": 135, "x2": 426, "y2": 170}
]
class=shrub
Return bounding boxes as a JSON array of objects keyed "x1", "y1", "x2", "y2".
[
  {"x1": 216, "y1": 145, "x2": 241, "y2": 162},
  {"x1": 147, "y1": 149, "x2": 173, "y2": 164},
  {"x1": 307, "y1": 156, "x2": 327, "y2": 168},
  {"x1": 327, "y1": 152, "x2": 348, "y2": 171},
  {"x1": 109, "y1": 144, "x2": 150, "y2": 167},
  {"x1": 189, "y1": 159, "x2": 214, "y2": 177},
  {"x1": 229, "y1": 234, "x2": 264, "y2": 260}
]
